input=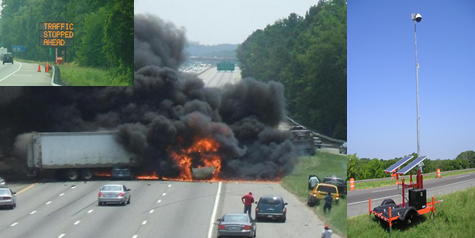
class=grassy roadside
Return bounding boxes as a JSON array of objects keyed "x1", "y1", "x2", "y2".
[
  {"x1": 352, "y1": 169, "x2": 475, "y2": 191},
  {"x1": 282, "y1": 152, "x2": 347, "y2": 236},
  {"x1": 14, "y1": 58, "x2": 131, "y2": 86},
  {"x1": 57, "y1": 64, "x2": 131, "y2": 86},
  {"x1": 348, "y1": 186, "x2": 475, "y2": 237}
]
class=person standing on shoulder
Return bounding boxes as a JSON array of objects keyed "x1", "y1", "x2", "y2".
[
  {"x1": 308, "y1": 175, "x2": 319, "y2": 190},
  {"x1": 323, "y1": 192, "x2": 332, "y2": 213},
  {"x1": 321, "y1": 225, "x2": 333, "y2": 238},
  {"x1": 241, "y1": 192, "x2": 254, "y2": 218}
]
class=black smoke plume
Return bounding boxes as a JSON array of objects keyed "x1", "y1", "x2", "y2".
[{"x1": 0, "y1": 14, "x2": 296, "y2": 180}]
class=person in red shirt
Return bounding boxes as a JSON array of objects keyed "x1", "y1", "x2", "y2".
[{"x1": 241, "y1": 192, "x2": 254, "y2": 218}]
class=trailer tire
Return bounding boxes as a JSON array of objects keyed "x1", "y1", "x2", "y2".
[
  {"x1": 81, "y1": 169, "x2": 93, "y2": 180},
  {"x1": 66, "y1": 169, "x2": 79, "y2": 181},
  {"x1": 381, "y1": 199, "x2": 395, "y2": 206}
]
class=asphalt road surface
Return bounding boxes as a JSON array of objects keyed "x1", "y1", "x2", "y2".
[
  {"x1": 0, "y1": 61, "x2": 52, "y2": 86},
  {"x1": 198, "y1": 66, "x2": 242, "y2": 88},
  {"x1": 0, "y1": 180, "x2": 340, "y2": 238},
  {"x1": 347, "y1": 171, "x2": 475, "y2": 217}
]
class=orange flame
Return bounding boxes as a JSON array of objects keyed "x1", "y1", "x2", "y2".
[{"x1": 168, "y1": 137, "x2": 222, "y2": 181}]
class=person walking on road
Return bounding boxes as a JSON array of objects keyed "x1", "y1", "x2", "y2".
[
  {"x1": 321, "y1": 225, "x2": 333, "y2": 238},
  {"x1": 241, "y1": 192, "x2": 255, "y2": 218},
  {"x1": 323, "y1": 192, "x2": 332, "y2": 213}
]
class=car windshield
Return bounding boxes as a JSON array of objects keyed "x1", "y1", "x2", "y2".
[
  {"x1": 260, "y1": 197, "x2": 282, "y2": 205},
  {"x1": 323, "y1": 178, "x2": 344, "y2": 183},
  {"x1": 0, "y1": 189, "x2": 11, "y2": 195},
  {"x1": 223, "y1": 215, "x2": 248, "y2": 223},
  {"x1": 102, "y1": 185, "x2": 122, "y2": 191},
  {"x1": 317, "y1": 186, "x2": 337, "y2": 193}
]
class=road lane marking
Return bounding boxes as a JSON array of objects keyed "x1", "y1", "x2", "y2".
[
  {"x1": 132, "y1": 235, "x2": 138, "y2": 238},
  {"x1": 88, "y1": 209, "x2": 93, "y2": 213},
  {"x1": 373, "y1": 187, "x2": 399, "y2": 192},
  {"x1": 207, "y1": 181, "x2": 222, "y2": 238},
  {"x1": 58, "y1": 234, "x2": 65, "y2": 238},
  {"x1": 30, "y1": 210, "x2": 37, "y2": 215},
  {"x1": 456, "y1": 175, "x2": 470, "y2": 178},
  {"x1": 11, "y1": 222, "x2": 18, "y2": 227},
  {"x1": 142, "y1": 221, "x2": 147, "y2": 225},
  {"x1": 149, "y1": 210, "x2": 154, "y2": 214},
  {"x1": 162, "y1": 193, "x2": 166, "y2": 196},
  {"x1": 59, "y1": 193, "x2": 65, "y2": 196},
  {"x1": 46, "y1": 201, "x2": 52, "y2": 205},
  {"x1": 0, "y1": 62, "x2": 23, "y2": 83},
  {"x1": 157, "y1": 200, "x2": 161, "y2": 203},
  {"x1": 16, "y1": 183, "x2": 37, "y2": 195},
  {"x1": 74, "y1": 220, "x2": 80, "y2": 225},
  {"x1": 168, "y1": 184, "x2": 172, "y2": 188}
]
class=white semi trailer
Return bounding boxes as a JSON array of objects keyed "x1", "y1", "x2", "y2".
[{"x1": 27, "y1": 132, "x2": 140, "y2": 181}]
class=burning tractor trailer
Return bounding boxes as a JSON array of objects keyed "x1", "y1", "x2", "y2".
[{"x1": 25, "y1": 131, "x2": 221, "y2": 181}]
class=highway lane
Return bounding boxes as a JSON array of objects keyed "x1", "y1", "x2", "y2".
[
  {"x1": 0, "y1": 61, "x2": 52, "y2": 86},
  {"x1": 0, "y1": 180, "x2": 340, "y2": 238},
  {"x1": 198, "y1": 66, "x2": 242, "y2": 88},
  {"x1": 216, "y1": 182, "x2": 341, "y2": 238},
  {"x1": 347, "y1": 171, "x2": 475, "y2": 217}
]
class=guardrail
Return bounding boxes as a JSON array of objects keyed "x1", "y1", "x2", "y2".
[{"x1": 285, "y1": 116, "x2": 345, "y2": 145}]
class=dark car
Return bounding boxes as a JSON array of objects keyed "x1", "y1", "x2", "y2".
[
  {"x1": 217, "y1": 213, "x2": 256, "y2": 238},
  {"x1": 323, "y1": 176, "x2": 347, "y2": 196},
  {"x1": 255, "y1": 195, "x2": 288, "y2": 222},
  {"x1": 111, "y1": 166, "x2": 132, "y2": 180},
  {"x1": 3, "y1": 53, "x2": 13, "y2": 64},
  {"x1": 339, "y1": 142, "x2": 347, "y2": 154}
]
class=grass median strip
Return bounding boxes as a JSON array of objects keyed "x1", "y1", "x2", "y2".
[
  {"x1": 351, "y1": 169, "x2": 475, "y2": 191},
  {"x1": 281, "y1": 152, "x2": 347, "y2": 236},
  {"x1": 348, "y1": 186, "x2": 475, "y2": 237}
]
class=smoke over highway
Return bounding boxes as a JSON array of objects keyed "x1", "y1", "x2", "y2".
[{"x1": 0, "y1": 14, "x2": 296, "y2": 180}]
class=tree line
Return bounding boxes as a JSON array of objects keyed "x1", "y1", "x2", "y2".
[
  {"x1": 347, "y1": 151, "x2": 475, "y2": 180},
  {"x1": 236, "y1": 0, "x2": 347, "y2": 140},
  {"x1": 0, "y1": 0, "x2": 132, "y2": 84}
]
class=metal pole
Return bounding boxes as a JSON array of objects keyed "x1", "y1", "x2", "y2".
[{"x1": 414, "y1": 21, "x2": 421, "y2": 158}]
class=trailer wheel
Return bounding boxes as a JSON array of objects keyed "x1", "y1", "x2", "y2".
[
  {"x1": 66, "y1": 169, "x2": 79, "y2": 181},
  {"x1": 404, "y1": 211, "x2": 417, "y2": 225},
  {"x1": 81, "y1": 169, "x2": 93, "y2": 180},
  {"x1": 381, "y1": 199, "x2": 395, "y2": 206}
]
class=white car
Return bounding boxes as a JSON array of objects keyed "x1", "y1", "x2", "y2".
[
  {"x1": 98, "y1": 184, "x2": 131, "y2": 206},
  {"x1": 0, "y1": 188, "x2": 16, "y2": 209}
]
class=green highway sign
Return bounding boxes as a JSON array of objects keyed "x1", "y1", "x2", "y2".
[{"x1": 217, "y1": 62, "x2": 235, "y2": 72}]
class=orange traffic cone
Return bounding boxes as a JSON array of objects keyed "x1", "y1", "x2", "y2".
[
  {"x1": 37, "y1": 61, "x2": 41, "y2": 72},
  {"x1": 45, "y1": 62, "x2": 49, "y2": 73}
]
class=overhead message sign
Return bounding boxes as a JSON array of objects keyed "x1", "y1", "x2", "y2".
[{"x1": 39, "y1": 22, "x2": 74, "y2": 47}]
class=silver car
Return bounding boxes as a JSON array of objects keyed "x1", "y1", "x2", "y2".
[
  {"x1": 0, "y1": 176, "x2": 6, "y2": 188},
  {"x1": 0, "y1": 188, "x2": 16, "y2": 209},
  {"x1": 217, "y1": 213, "x2": 257, "y2": 238},
  {"x1": 98, "y1": 184, "x2": 131, "y2": 206}
]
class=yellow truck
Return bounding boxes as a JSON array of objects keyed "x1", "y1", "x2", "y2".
[{"x1": 307, "y1": 183, "x2": 340, "y2": 207}]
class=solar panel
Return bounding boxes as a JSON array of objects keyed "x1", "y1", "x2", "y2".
[
  {"x1": 397, "y1": 156, "x2": 428, "y2": 175},
  {"x1": 384, "y1": 156, "x2": 413, "y2": 173}
]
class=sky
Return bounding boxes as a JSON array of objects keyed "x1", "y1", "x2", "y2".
[
  {"x1": 348, "y1": 0, "x2": 475, "y2": 161},
  {"x1": 134, "y1": 0, "x2": 319, "y2": 45}
]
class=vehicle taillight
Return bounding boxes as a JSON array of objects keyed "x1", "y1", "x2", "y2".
[
  {"x1": 255, "y1": 207, "x2": 259, "y2": 212},
  {"x1": 98, "y1": 192, "x2": 103, "y2": 197},
  {"x1": 283, "y1": 207, "x2": 287, "y2": 213},
  {"x1": 218, "y1": 225, "x2": 226, "y2": 230},
  {"x1": 118, "y1": 192, "x2": 124, "y2": 197},
  {"x1": 243, "y1": 225, "x2": 251, "y2": 230}
]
